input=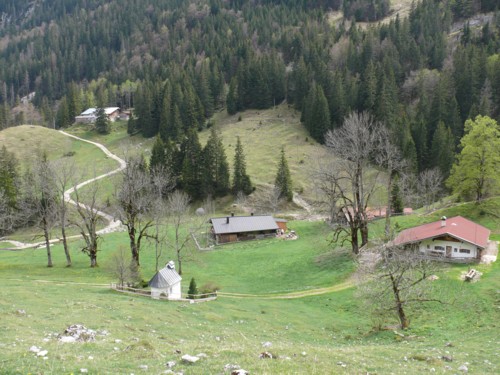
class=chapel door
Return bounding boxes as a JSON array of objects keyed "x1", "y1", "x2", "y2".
[{"x1": 446, "y1": 246, "x2": 452, "y2": 258}]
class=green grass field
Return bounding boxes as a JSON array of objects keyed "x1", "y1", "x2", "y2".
[
  {"x1": 1, "y1": 208, "x2": 499, "y2": 374},
  {"x1": 0, "y1": 125, "x2": 119, "y2": 179}
]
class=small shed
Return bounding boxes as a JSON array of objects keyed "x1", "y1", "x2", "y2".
[
  {"x1": 275, "y1": 218, "x2": 288, "y2": 232},
  {"x1": 148, "y1": 261, "x2": 182, "y2": 300},
  {"x1": 210, "y1": 215, "x2": 280, "y2": 244}
]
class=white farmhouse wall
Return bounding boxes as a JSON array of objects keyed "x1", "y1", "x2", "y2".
[{"x1": 418, "y1": 239, "x2": 478, "y2": 258}]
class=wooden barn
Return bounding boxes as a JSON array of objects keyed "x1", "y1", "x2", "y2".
[{"x1": 210, "y1": 215, "x2": 280, "y2": 244}]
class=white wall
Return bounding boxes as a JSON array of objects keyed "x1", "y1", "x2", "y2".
[
  {"x1": 150, "y1": 281, "x2": 182, "y2": 300},
  {"x1": 418, "y1": 239, "x2": 478, "y2": 259}
]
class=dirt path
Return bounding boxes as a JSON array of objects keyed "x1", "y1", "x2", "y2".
[{"x1": 1, "y1": 131, "x2": 126, "y2": 250}]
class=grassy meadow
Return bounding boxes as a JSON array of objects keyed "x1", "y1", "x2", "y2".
[
  {"x1": 1, "y1": 207, "x2": 499, "y2": 374},
  {"x1": 0, "y1": 125, "x2": 118, "y2": 179}
]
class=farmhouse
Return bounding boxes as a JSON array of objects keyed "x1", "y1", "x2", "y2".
[
  {"x1": 210, "y1": 214, "x2": 281, "y2": 244},
  {"x1": 148, "y1": 261, "x2": 182, "y2": 300},
  {"x1": 392, "y1": 216, "x2": 491, "y2": 262},
  {"x1": 74, "y1": 107, "x2": 121, "y2": 123}
]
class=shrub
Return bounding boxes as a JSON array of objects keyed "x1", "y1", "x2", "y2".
[{"x1": 187, "y1": 277, "x2": 198, "y2": 299}]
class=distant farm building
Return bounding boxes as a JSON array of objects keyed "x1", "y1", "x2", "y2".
[
  {"x1": 210, "y1": 215, "x2": 284, "y2": 244},
  {"x1": 392, "y1": 216, "x2": 492, "y2": 263},
  {"x1": 148, "y1": 261, "x2": 182, "y2": 300},
  {"x1": 74, "y1": 107, "x2": 121, "y2": 123}
]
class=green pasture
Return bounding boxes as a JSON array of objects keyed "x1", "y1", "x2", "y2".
[
  {"x1": 1, "y1": 213, "x2": 499, "y2": 374},
  {"x1": 0, "y1": 125, "x2": 118, "y2": 181}
]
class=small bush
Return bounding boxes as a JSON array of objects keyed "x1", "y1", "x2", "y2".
[
  {"x1": 238, "y1": 115, "x2": 242, "y2": 122},
  {"x1": 63, "y1": 151, "x2": 76, "y2": 157},
  {"x1": 187, "y1": 277, "x2": 198, "y2": 299},
  {"x1": 199, "y1": 282, "x2": 220, "y2": 297}
]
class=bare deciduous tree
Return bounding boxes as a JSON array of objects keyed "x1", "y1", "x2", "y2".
[
  {"x1": 53, "y1": 159, "x2": 76, "y2": 267},
  {"x1": 316, "y1": 112, "x2": 386, "y2": 254},
  {"x1": 109, "y1": 245, "x2": 141, "y2": 287},
  {"x1": 72, "y1": 179, "x2": 102, "y2": 267},
  {"x1": 167, "y1": 190, "x2": 191, "y2": 275},
  {"x1": 115, "y1": 156, "x2": 155, "y2": 266},
  {"x1": 418, "y1": 168, "x2": 443, "y2": 212},
  {"x1": 375, "y1": 127, "x2": 406, "y2": 238},
  {"x1": 254, "y1": 185, "x2": 283, "y2": 214},
  {"x1": 150, "y1": 165, "x2": 175, "y2": 272},
  {"x1": 23, "y1": 155, "x2": 58, "y2": 267},
  {"x1": 357, "y1": 243, "x2": 442, "y2": 330}
]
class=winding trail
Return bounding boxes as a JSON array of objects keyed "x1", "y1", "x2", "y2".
[{"x1": 1, "y1": 131, "x2": 126, "y2": 250}]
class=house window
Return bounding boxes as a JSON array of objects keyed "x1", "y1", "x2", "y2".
[
  {"x1": 434, "y1": 246, "x2": 445, "y2": 252},
  {"x1": 459, "y1": 249, "x2": 471, "y2": 254},
  {"x1": 454, "y1": 248, "x2": 458, "y2": 253}
]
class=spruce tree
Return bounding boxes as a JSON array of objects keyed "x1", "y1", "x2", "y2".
[
  {"x1": 430, "y1": 122, "x2": 455, "y2": 178},
  {"x1": 95, "y1": 107, "x2": 110, "y2": 134},
  {"x1": 232, "y1": 136, "x2": 252, "y2": 195},
  {"x1": 274, "y1": 148, "x2": 293, "y2": 202},
  {"x1": 226, "y1": 77, "x2": 238, "y2": 115},
  {"x1": 203, "y1": 128, "x2": 230, "y2": 197},
  {"x1": 180, "y1": 129, "x2": 204, "y2": 200},
  {"x1": 149, "y1": 136, "x2": 166, "y2": 171},
  {"x1": 187, "y1": 277, "x2": 198, "y2": 299}
]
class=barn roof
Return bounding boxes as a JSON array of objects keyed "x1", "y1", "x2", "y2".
[
  {"x1": 210, "y1": 215, "x2": 279, "y2": 235},
  {"x1": 148, "y1": 261, "x2": 181, "y2": 288},
  {"x1": 392, "y1": 216, "x2": 490, "y2": 249}
]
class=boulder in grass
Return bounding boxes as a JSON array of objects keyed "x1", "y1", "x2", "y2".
[
  {"x1": 181, "y1": 354, "x2": 200, "y2": 364},
  {"x1": 231, "y1": 370, "x2": 249, "y2": 375}
]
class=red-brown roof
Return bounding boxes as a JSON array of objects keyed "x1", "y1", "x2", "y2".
[{"x1": 393, "y1": 216, "x2": 490, "y2": 249}]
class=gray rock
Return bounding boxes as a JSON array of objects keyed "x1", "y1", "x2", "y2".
[
  {"x1": 441, "y1": 356, "x2": 453, "y2": 362},
  {"x1": 80, "y1": 369, "x2": 88, "y2": 374},
  {"x1": 458, "y1": 365, "x2": 468, "y2": 372},
  {"x1": 59, "y1": 336, "x2": 77, "y2": 343},
  {"x1": 37, "y1": 350, "x2": 48, "y2": 357},
  {"x1": 231, "y1": 370, "x2": 249, "y2": 375},
  {"x1": 181, "y1": 354, "x2": 199, "y2": 364},
  {"x1": 29, "y1": 346, "x2": 40, "y2": 353},
  {"x1": 196, "y1": 353, "x2": 207, "y2": 358},
  {"x1": 262, "y1": 341, "x2": 272, "y2": 348},
  {"x1": 166, "y1": 361, "x2": 176, "y2": 368},
  {"x1": 224, "y1": 364, "x2": 240, "y2": 371}
]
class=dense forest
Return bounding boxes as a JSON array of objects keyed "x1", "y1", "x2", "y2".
[{"x1": 0, "y1": 0, "x2": 499, "y2": 192}]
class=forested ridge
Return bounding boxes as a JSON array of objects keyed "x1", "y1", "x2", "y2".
[{"x1": 0, "y1": 0, "x2": 499, "y2": 182}]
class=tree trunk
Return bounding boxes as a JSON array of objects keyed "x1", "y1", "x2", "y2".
[
  {"x1": 61, "y1": 220, "x2": 71, "y2": 267},
  {"x1": 351, "y1": 227, "x2": 359, "y2": 255},
  {"x1": 90, "y1": 251, "x2": 97, "y2": 267},
  {"x1": 391, "y1": 275, "x2": 409, "y2": 329},
  {"x1": 360, "y1": 220, "x2": 369, "y2": 247},
  {"x1": 129, "y1": 227, "x2": 139, "y2": 266},
  {"x1": 385, "y1": 177, "x2": 392, "y2": 239},
  {"x1": 43, "y1": 218, "x2": 53, "y2": 268}
]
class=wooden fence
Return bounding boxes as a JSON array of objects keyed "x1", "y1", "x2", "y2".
[{"x1": 110, "y1": 283, "x2": 217, "y2": 303}]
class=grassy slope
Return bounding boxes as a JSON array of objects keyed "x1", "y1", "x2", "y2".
[
  {"x1": 1, "y1": 200, "x2": 499, "y2": 373},
  {"x1": 201, "y1": 105, "x2": 329, "y2": 198}
]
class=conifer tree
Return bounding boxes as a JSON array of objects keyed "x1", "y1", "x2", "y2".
[
  {"x1": 203, "y1": 128, "x2": 230, "y2": 197},
  {"x1": 430, "y1": 122, "x2": 455, "y2": 178},
  {"x1": 180, "y1": 129, "x2": 204, "y2": 200},
  {"x1": 274, "y1": 148, "x2": 293, "y2": 202},
  {"x1": 149, "y1": 136, "x2": 166, "y2": 171},
  {"x1": 95, "y1": 107, "x2": 110, "y2": 134},
  {"x1": 232, "y1": 136, "x2": 252, "y2": 195},
  {"x1": 187, "y1": 277, "x2": 198, "y2": 299},
  {"x1": 226, "y1": 77, "x2": 238, "y2": 115}
]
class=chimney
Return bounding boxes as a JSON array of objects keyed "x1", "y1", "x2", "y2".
[
  {"x1": 441, "y1": 216, "x2": 447, "y2": 227},
  {"x1": 166, "y1": 260, "x2": 175, "y2": 269},
  {"x1": 231, "y1": 212, "x2": 234, "y2": 217},
  {"x1": 226, "y1": 216, "x2": 229, "y2": 224},
  {"x1": 251, "y1": 212, "x2": 254, "y2": 216}
]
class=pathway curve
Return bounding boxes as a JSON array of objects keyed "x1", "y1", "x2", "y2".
[{"x1": 1, "y1": 131, "x2": 126, "y2": 250}]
